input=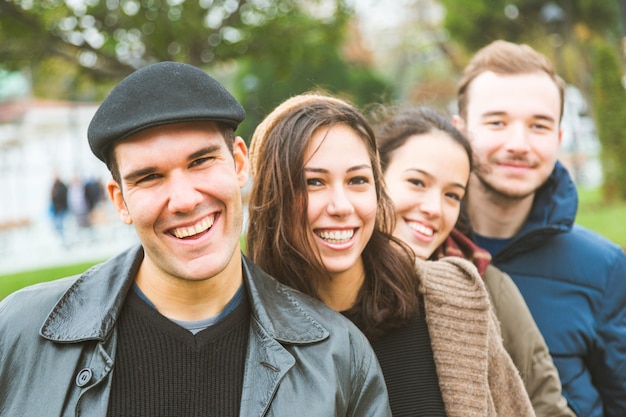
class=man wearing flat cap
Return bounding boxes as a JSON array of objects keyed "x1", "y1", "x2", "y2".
[{"x1": 0, "y1": 62, "x2": 391, "y2": 416}]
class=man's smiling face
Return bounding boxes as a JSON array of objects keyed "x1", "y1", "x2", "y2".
[
  {"x1": 108, "y1": 121, "x2": 249, "y2": 283},
  {"x1": 462, "y1": 70, "x2": 562, "y2": 200}
]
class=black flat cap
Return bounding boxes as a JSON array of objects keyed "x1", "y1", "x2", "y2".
[{"x1": 88, "y1": 61, "x2": 245, "y2": 162}]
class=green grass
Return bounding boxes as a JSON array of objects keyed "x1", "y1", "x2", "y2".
[
  {"x1": 1, "y1": 193, "x2": 625, "y2": 301},
  {"x1": 576, "y1": 187, "x2": 626, "y2": 250},
  {"x1": 0, "y1": 261, "x2": 103, "y2": 300},
  {"x1": 0, "y1": 236, "x2": 248, "y2": 300}
]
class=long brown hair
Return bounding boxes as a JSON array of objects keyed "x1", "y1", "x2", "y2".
[{"x1": 247, "y1": 92, "x2": 419, "y2": 339}]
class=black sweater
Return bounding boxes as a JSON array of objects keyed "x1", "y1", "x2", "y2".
[{"x1": 107, "y1": 289, "x2": 250, "y2": 417}]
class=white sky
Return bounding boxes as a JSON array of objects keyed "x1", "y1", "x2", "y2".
[{"x1": 350, "y1": 0, "x2": 445, "y2": 51}]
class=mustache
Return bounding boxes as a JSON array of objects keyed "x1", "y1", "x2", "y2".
[{"x1": 475, "y1": 156, "x2": 537, "y2": 173}]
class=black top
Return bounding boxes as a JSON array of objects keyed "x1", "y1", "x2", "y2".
[
  {"x1": 107, "y1": 288, "x2": 250, "y2": 417},
  {"x1": 346, "y1": 297, "x2": 447, "y2": 416}
]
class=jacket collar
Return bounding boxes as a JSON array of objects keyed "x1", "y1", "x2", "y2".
[
  {"x1": 471, "y1": 161, "x2": 578, "y2": 261},
  {"x1": 241, "y1": 256, "x2": 328, "y2": 343},
  {"x1": 524, "y1": 160, "x2": 577, "y2": 232},
  {"x1": 40, "y1": 245, "x2": 142, "y2": 342},
  {"x1": 41, "y1": 245, "x2": 328, "y2": 345}
]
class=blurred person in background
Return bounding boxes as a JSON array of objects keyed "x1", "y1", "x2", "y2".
[
  {"x1": 68, "y1": 175, "x2": 91, "y2": 230},
  {"x1": 83, "y1": 176, "x2": 105, "y2": 224},
  {"x1": 49, "y1": 173, "x2": 68, "y2": 244}
]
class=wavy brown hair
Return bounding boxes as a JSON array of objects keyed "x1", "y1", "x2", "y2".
[{"x1": 247, "y1": 92, "x2": 419, "y2": 339}]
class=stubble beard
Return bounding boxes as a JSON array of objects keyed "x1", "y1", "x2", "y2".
[{"x1": 473, "y1": 164, "x2": 536, "y2": 203}]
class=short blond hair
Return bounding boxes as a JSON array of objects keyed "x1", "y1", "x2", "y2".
[{"x1": 457, "y1": 40, "x2": 566, "y2": 120}]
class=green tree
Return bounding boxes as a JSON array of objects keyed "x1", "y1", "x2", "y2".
[
  {"x1": 439, "y1": 0, "x2": 621, "y2": 52},
  {"x1": 0, "y1": 0, "x2": 391, "y2": 141},
  {"x1": 591, "y1": 40, "x2": 626, "y2": 201},
  {"x1": 1, "y1": 0, "x2": 310, "y2": 77},
  {"x1": 232, "y1": 9, "x2": 391, "y2": 141}
]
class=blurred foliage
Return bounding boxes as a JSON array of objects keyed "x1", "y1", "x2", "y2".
[
  {"x1": 0, "y1": 0, "x2": 392, "y2": 141},
  {"x1": 439, "y1": 0, "x2": 622, "y2": 52},
  {"x1": 2, "y1": 0, "x2": 319, "y2": 80},
  {"x1": 232, "y1": 9, "x2": 391, "y2": 140},
  {"x1": 591, "y1": 40, "x2": 626, "y2": 201}
]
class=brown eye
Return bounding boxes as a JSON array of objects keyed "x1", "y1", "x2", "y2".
[
  {"x1": 408, "y1": 179, "x2": 425, "y2": 187},
  {"x1": 137, "y1": 173, "x2": 160, "y2": 184},
  {"x1": 349, "y1": 176, "x2": 369, "y2": 185},
  {"x1": 445, "y1": 192, "x2": 463, "y2": 202},
  {"x1": 190, "y1": 157, "x2": 213, "y2": 167}
]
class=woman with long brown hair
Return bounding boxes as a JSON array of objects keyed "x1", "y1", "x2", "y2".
[{"x1": 246, "y1": 92, "x2": 534, "y2": 417}]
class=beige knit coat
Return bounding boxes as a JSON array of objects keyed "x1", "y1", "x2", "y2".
[{"x1": 416, "y1": 256, "x2": 536, "y2": 417}]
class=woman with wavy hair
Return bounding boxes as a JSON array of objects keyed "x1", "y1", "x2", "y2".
[
  {"x1": 246, "y1": 92, "x2": 534, "y2": 417},
  {"x1": 374, "y1": 105, "x2": 573, "y2": 417}
]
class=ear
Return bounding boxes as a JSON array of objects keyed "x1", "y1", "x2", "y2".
[
  {"x1": 233, "y1": 136, "x2": 250, "y2": 188},
  {"x1": 558, "y1": 126, "x2": 563, "y2": 147},
  {"x1": 107, "y1": 179, "x2": 132, "y2": 224},
  {"x1": 452, "y1": 115, "x2": 466, "y2": 133}
]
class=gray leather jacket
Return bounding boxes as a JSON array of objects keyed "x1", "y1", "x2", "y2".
[{"x1": 0, "y1": 245, "x2": 390, "y2": 416}]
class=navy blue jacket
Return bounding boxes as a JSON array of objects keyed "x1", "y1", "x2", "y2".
[{"x1": 474, "y1": 162, "x2": 626, "y2": 417}]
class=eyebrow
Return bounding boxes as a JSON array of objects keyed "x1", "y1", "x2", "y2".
[
  {"x1": 405, "y1": 167, "x2": 431, "y2": 178},
  {"x1": 123, "y1": 144, "x2": 222, "y2": 183},
  {"x1": 304, "y1": 164, "x2": 372, "y2": 173},
  {"x1": 481, "y1": 111, "x2": 556, "y2": 124},
  {"x1": 188, "y1": 145, "x2": 221, "y2": 160},
  {"x1": 533, "y1": 114, "x2": 557, "y2": 124},
  {"x1": 123, "y1": 166, "x2": 158, "y2": 183}
]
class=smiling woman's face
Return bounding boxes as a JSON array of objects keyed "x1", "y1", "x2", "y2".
[
  {"x1": 304, "y1": 123, "x2": 377, "y2": 278},
  {"x1": 383, "y1": 132, "x2": 470, "y2": 259}
]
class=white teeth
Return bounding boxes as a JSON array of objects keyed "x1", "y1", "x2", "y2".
[
  {"x1": 172, "y1": 215, "x2": 215, "y2": 238},
  {"x1": 408, "y1": 222, "x2": 434, "y2": 236},
  {"x1": 317, "y1": 229, "x2": 354, "y2": 244}
]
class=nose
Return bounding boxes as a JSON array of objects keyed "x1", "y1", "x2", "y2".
[
  {"x1": 167, "y1": 172, "x2": 203, "y2": 213},
  {"x1": 505, "y1": 122, "x2": 531, "y2": 153},
  {"x1": 419, "y1": 189, "x2": 442, "y2": 218},
  {"x1": 326, "y1": 185, "x2": 354, "y2": 217}
]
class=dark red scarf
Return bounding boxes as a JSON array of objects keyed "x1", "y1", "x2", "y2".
[{"x1": 433, "y1": 228, "x2": 491, "y2": 278}]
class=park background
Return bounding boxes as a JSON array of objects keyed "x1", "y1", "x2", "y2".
[{"x1": 2, "y1": 0, "x2": 626, "y2": 297}]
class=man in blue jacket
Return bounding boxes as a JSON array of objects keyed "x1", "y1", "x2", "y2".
[
  {"x1": 0, "y1": 62, "x2": 391, "y2": 416},
  {"x1": 453, "y1": 40, "x2": 626, "y2": 417}
]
